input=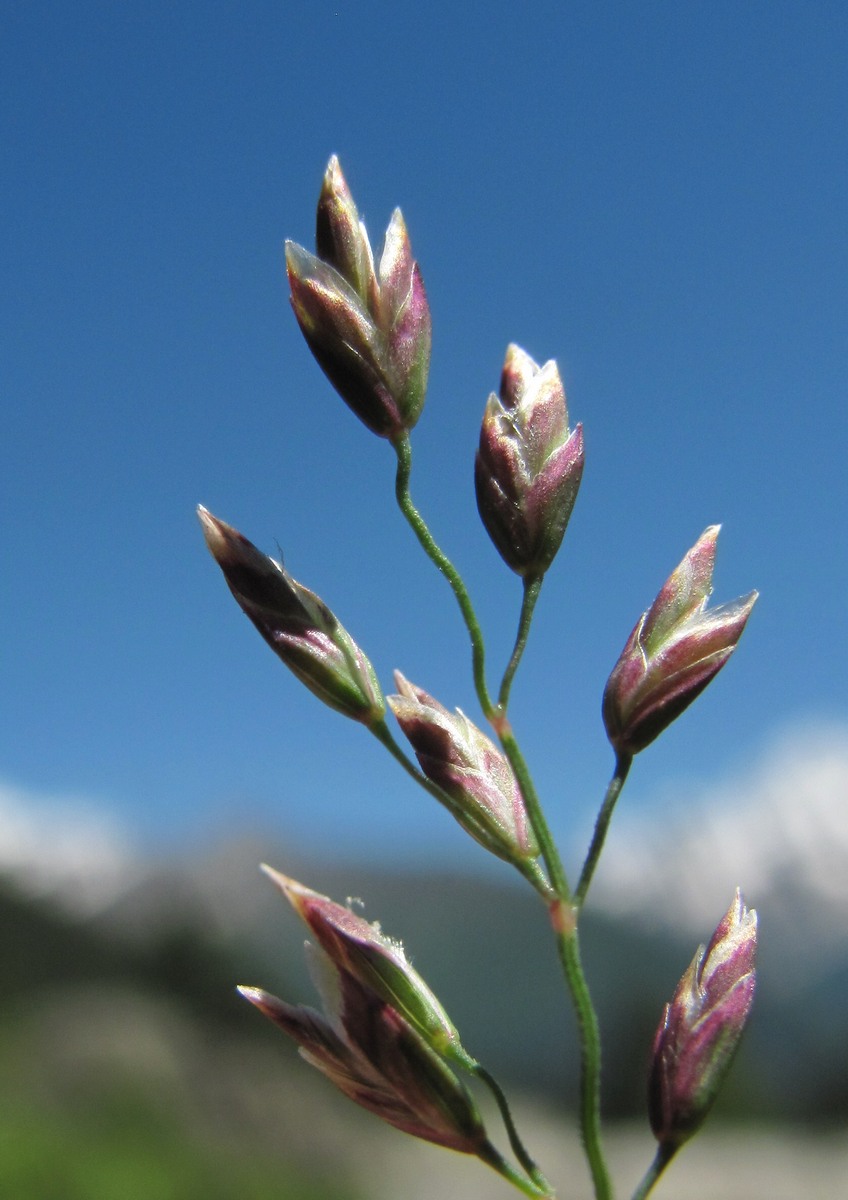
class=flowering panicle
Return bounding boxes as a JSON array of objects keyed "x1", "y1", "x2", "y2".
[
  {"x1": 649, "y1": 889, "x2": 757, "y2": 1149},
  {"x1": 603, "y1": 526, "x2": 757, "y2": 755},
  {"x1": 198, "y1": 507, "x2": 384, "y2": 724},
  {"x1": 287, "y1": 156, "x2": 431, "y2": 440},
  {"x1": 260, "y1": 865, "x2": 462, "y2": 1057},
  {"x1": 240, "y1": 973, "x2": 487, "y2": 1153},
  {"x1": 388, "y1": 672, "x2": 539, "y2": 867},
  {"x1": 475, "y1": 344, "x2": 584, "y2": 578},
  {"x1": 239, "y1": 869, "x2": 488, "y2": 1154}
]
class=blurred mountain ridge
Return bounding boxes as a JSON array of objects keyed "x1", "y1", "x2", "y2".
[
  {"x1": 1, "y1": 815, "x2": 845, "y2": 1123},
  {"x1": 1, "y1": 721, "x2": 846, "y2": 1127}
]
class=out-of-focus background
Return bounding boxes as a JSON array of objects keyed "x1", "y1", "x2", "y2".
[{"x1": 2, "y1": 2, "x2": 847, "y2": 1197}]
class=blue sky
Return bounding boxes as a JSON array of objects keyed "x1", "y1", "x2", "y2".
[{"x1": 3, "y1": 2, "x2": 846, "y2": 878}]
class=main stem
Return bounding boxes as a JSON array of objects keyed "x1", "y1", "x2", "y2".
[
  {"x1": 497, "y1": 724, "x2": 611, "y2": 1200},
  {"x1": 554, "y1": 923, "x2": 613, "y2": 1200},
  {"x1": 496, "y1": 723, "x2": 570, "y2": 901}
]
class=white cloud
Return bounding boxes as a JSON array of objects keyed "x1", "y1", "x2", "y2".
[
  {"x1": 591, "y1": 719, "x2": 848, "y2": 946},
  {"x1": 0, "y1": 780, "x2": 140, "y2": 913}
]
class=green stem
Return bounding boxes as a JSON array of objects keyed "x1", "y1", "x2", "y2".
[
  {"x1": 575, "y1": 753, "x2": 633, "y2": 907},
  {"x1": 497, "y1": 724, "x2": 571, "y2": 902},
  {"x1": 498, "y1": 575, "x2": 543, "y2": 711},
  {"x1": 630, "y1": 1144, "x2": 675, "y2": 1200},
  {"x1": 392, "y1": 434, "x2": 493, "y2": 714},
  {"x1": 495, "y1": 729, "x2": 611, "y2": 1198},
  {"x1": 461, "y1": 1056, "x2": 554, "y2": 1195},
  {"x1": 476, "y1": 1139, "x2": 553, "y2": 1199},
  {"x1": 555, "y1": 925, "x2": 613, "y2": 1200}
]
